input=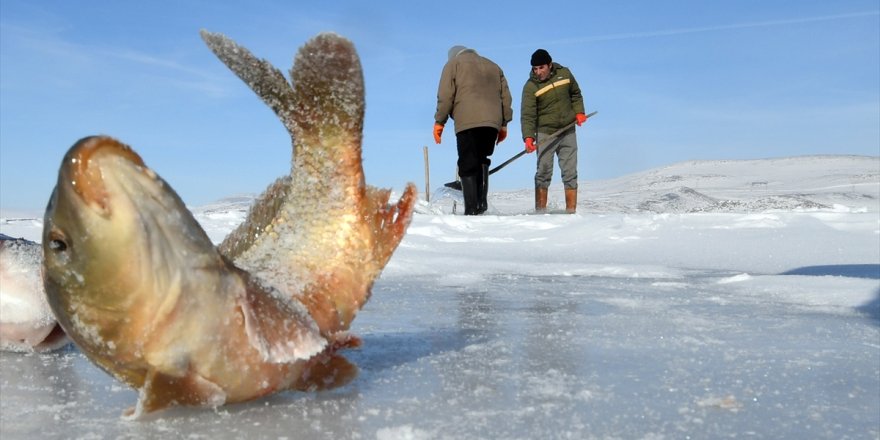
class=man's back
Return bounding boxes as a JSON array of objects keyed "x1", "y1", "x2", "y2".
[{"x1": 435, "y1": 50, "x2": 512, "y2": 133}]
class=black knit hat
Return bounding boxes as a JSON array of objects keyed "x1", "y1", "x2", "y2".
[{"x1": 530, "y1": 49, "x2": 552, "y2": 66}]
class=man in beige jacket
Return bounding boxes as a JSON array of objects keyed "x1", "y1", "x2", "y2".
[{"x1": 434, "y1": 45, "x2": 513, "y2": 215}]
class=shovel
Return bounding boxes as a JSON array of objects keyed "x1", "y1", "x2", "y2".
[{"x1": 444, "y1": 111, "x2": 597, "y2": 190}]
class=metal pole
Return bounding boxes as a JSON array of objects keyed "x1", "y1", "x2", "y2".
[{"x1": 423, "y1": 146, "x2": 430, "y2": 202}]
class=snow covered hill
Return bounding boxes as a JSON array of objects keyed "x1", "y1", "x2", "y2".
[
  {"x1": 587, "y1": 155, "x2": 879, "y2": 213},
  {"x1": 426, "y1": 155, "x2": 879, "y2": 216}
]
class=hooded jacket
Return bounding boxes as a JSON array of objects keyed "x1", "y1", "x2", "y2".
[
  {"x1": 435, "y1": 49, "x2": 513, "y2": 134},
  {"x1": 520, "y1": 62, "x2": 585, "y2": 139}
]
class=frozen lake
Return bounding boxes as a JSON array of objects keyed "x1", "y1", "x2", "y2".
[
  {"x1": 2, "y1": 156, "x2": 878, "y2": 439},
  {"x1": 2, "y1": 266, "x2": 878, "y2": 439}
]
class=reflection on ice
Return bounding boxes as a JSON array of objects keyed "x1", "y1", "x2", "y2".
[{"x1": 6, "y1": 270, "x2": 877, "y2": 438}]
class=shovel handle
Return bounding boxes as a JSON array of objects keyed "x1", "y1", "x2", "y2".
[
  {"x1": 489, "y1": 111, "x2": 597, "y2": 176},
  {"x1": 447, "y1": 111, "x2": 597, "y2": 185}
]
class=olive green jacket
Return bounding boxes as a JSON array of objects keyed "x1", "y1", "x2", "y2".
[
  {"x1": 435, "y1": 50, "x2": 513, "y2": 133},
  {"x1": 520, "y1": 62, "x2": 585, "y2": 139}
]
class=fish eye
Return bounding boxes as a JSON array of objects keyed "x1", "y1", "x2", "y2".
[{"x1": 48, "y1": 229, "x2": 69, "y2": 252}]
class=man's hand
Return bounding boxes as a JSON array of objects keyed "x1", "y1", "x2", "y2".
[
  {"x1": 575, "y1": 113, "x2": 587, "y2": 126},
  {"x1": 433, "y1": 123, "x2": 444, "y2": 144},
  {"x1": 525, "y1": 137, "x2": 536, "y2": 153},
  {"x1": 496, "y1": 127, "x2": 507, "y2": 144}
]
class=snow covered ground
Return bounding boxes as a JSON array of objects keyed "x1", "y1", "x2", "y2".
[{"x1": 1, "y1": 155, "x2": 878, "y2": 439}]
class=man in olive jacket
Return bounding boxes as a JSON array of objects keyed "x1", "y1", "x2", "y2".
[
  {"x1": 434, "y1": 45, "x2": 513, "y2": 215},
  {"x1": 521, "y1": 49, "x2": 587, "y2": 213}
]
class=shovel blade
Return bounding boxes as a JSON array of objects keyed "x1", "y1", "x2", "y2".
[{"x1": 444, "y1": 180, "x2": 462, "y2": 191}]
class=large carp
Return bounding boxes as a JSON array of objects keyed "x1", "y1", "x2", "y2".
[
  {"x1": 41, "y1": 31, "x2": 416, "y2": 418},
  {"x1": 0, "y1": 234, "x2": 69, "y2": 352}
]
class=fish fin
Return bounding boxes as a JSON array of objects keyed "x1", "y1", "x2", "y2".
[
  {"x1": 287, "y1": 32, "x2": 366, "y2": 209},
  {"x1": 200, "y1": 30, "x2": 298, "y2": 135},
  {"x1": 237, "y1": 270, "x2": 326, "y2": 363},
  {"x1": 365, "y1": 183, "x2": 418, "y2": 269},
  {"x1": 124, "y1": 368, "x2": 226, "y2": 419},
  {"x1": 218, "y1": 176, "x2": 291, "y2": 260},
  {"x1": 201, "y1": 30, "x2": 364, "y2": 191},
  {"x1": 293, "y1": 353, "x2": 358, "y2": 392}
]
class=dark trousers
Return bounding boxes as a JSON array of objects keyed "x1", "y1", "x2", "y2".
[
  {"x1": 456, "y1": 127, "x2": 497, "y2": 176},
  {"x1": 456, "y1": 127, "x2": 497, "y2": 215}
]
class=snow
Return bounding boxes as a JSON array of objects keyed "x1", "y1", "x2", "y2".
[{"x1": 1, "y1": 155, "x2": 879, "y2": 439}]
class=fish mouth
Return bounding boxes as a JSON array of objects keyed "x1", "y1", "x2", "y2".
[{"x1": 63, "y1": 136, "x2": 147, "y2": 216}]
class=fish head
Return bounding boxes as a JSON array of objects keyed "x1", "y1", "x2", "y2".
[{"x1": 42, "y1": 136, "x2": 215, "y2": 353}]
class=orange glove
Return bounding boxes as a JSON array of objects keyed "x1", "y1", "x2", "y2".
[
  {"x1": 524, "y1": 137, "x2": 536, "y2": 153},
  {"x1": 496, "y1": 127, "x2": 507, "y2": 144},
  {"x1": 433, "y1": 123, "x2": 444, "y2": 144},
  {"x1": 575, "y1": 113, "x2": 587, "y2": 126}
]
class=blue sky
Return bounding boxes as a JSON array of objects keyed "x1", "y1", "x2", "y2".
[{"x1": 1, "y1": 1, "x2": 878, "y2": 210}]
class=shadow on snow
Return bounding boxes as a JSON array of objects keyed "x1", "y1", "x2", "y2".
[
  {"x1": 780, "y1": 264, "x2": 880, "y2": 279},
  {"x1": 780, "y1": 264, "x2": 880, "y2": 325}
]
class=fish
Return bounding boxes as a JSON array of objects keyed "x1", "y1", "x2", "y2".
[
  {"x1": 41, "y1": 31, "x2": 416, "y2": 418},
  {"x1": 202, "y1": 30, "x2": 417, "y2": 338},
  {"x1": 0, "y1": 234, "x2": 69, "y2": 352}
]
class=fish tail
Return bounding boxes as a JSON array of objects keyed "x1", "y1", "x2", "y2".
[
  {"x1": 202, "y1": 30, "x2": 417, "y2": 339},
  {"x1": 200, "y1": 30, "x2": 298, "y2": 135}
]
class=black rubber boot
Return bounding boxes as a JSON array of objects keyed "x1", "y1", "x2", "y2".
[
  {"x1": 477, "y1": 163, "x2": 489, "y2": 214},
  {"x1": 461, "y1": 174, "x2": 480, "y2": 215}
]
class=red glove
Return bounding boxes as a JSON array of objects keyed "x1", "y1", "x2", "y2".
[
  {"x1": 496, "y1": 127, "x2": 507, "y2": 144},
  {"x1": 575, "y1": 113, "x2": 587, "y2": 126},
  {"x1": 433, "y1": 123, "x2": 444, "y2": 144},
  {"x1": 524, "y1": 137, "x2": 536, "y2": 153}
]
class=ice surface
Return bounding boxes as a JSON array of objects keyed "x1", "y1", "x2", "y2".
[{"x1": 1, "y1": 156, "x2": 878, "y2": 439}]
